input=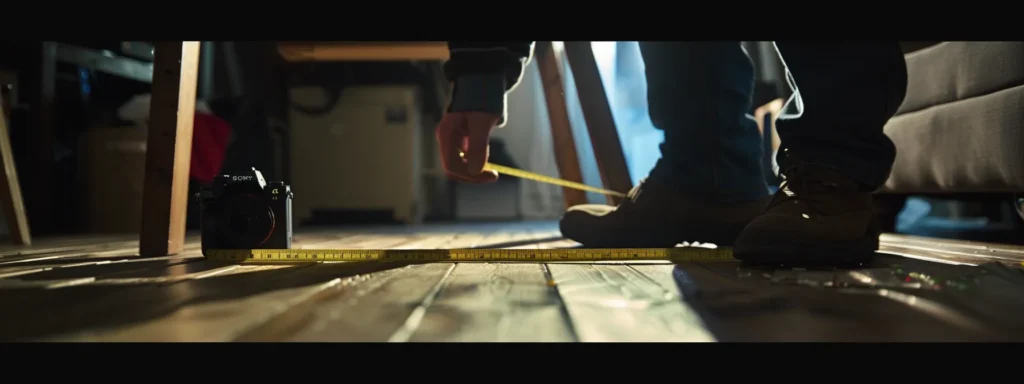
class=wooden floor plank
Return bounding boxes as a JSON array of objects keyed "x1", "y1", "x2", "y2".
[
  {"x1": 406, "y1": 263, "x2": 575, "y2": 342},
  {"x1": 546, "y1": 263, "x2": 715, "y2": 342},
  {"x1": 0, "y1": 234, "x2": 135, "y2": 255},
  {"x1": 0, "y1": 231, "x2": 381, "y2": 281},
  {"x1": 10, "y1": 254, "x2": 204, "y2": 281},
  {"x1": 879, "y1": 241, "x2": 1024, "y2": 267},
  {"x1": 667, "y1": 260, "x2": 1007, "y2": 341},
  {"x1": 3, "y1": 223, "x2": 556, "y2": 342},
  {"x1": 881, "y1": 233, "x2": 1024, "y2": 255},
  {"x1": 237, "y1": 224, "x2": 513, "y2": 342},
  {"x1": 0, "y1": 263, "x2": 315, "y2": 341},
  {"x1": 4, "y1": 222, "x2": 1021, "y2": 342},
  {"x1": 47, "y1": 273, "x2": 342, "y2": 342},
  {"x1": 234, "y1": 263, "x2": 455, "y2": 342},
  {"x1": 1, "y1": 239, "x2": 145, "y2": 263}
]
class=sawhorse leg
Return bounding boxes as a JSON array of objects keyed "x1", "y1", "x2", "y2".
[
  {"x1": 535, "y1": 42, "x2": 589, "y2": 208},
  {"x1": 0, "y1": 93, "x2": 31, "y2": 245},
  {"x1": 537, "y1": 41, "x2": 632, "y2": 207},
  {"x1": 139, "y1": 41, "x2": 201, "y2": 257},
  {"x1": 563, "y1": 42, "x2": 632, "y2": 206}
]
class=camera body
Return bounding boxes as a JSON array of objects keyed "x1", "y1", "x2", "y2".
[{"x1": 198, "y1": 167, "x2": 293, "y2": 253}]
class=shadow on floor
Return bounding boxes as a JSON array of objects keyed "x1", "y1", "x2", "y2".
[
  {"x1": 0, "y1": 258, "x2": 420, "y2": 341},
  {"x1": 668, "y1": 255, "x2": 1024, "y2": 342}
]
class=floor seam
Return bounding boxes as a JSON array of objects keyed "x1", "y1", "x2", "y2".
[
  {"x1": 542, "y1": 263, "x2": 581, "y2": 342},
  {"x1": 387, "y1": 263, "x2": 457, "y2": 342}
]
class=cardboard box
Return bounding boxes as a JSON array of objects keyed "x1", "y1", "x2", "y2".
[{"x1": 79, "y1": 126, "x2": 147, "y2": 233}]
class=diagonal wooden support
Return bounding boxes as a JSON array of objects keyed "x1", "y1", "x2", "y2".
[
  {"x1": 562, "y1": 42, "x2": 632, "y2": 206},
  {"x1": 535, "y1": 42, "x2": 589, "y2": 209},
  {"x1": 139, "y1": 42, "x2": 201, "y2": 257},
  {"x1": 0, "y1": 93, "x2": 31, "y2": 245}
]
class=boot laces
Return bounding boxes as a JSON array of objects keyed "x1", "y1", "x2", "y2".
[
  {"x1": 626, "y1": 178, "x2": 647, "y2": 203},
  {"x1": 769, "y1": 165, "x2": 842, "y2": 213}
]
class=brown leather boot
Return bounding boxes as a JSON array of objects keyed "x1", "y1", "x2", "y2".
[
  {"x1": 734, "y1": 163, "x2": 881, "y2": 266},
  {"x1": 559, "y1": 178, "x2": 772, "y2": 248}
]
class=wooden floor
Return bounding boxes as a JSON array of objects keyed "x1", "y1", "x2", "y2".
[{"x1": 2, "y1": 221, "x2": 1023, "y2": 342}]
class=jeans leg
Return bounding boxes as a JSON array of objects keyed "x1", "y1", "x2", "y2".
[
  {"x1": 641, "y1": 42, "x2": 769, "y2": 202},
  {"x1": 772, "y1": 42, "x2": 908, "y2": 190}
]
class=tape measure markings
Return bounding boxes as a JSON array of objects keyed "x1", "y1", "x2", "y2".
[{"x1": 205, "y1": 247, "x2": 735, "y2": 263}]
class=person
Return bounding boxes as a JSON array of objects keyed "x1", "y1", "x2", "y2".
[{"x1": 435, "y1": 41, "x2": 907, "y2": 265}]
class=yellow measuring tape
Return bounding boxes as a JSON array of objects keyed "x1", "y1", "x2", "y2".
[
  {"x1": 204, "y1": 247, "x2": 735, "y2": 263},
  {"x1": 483, "y1": 162, "x2": 626, "y2": 197},
  {"x1": 457, "y1": 149, "x2": 626, "y2": 197}
]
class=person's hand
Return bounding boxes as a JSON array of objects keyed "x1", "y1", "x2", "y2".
[{"x1": 435, "y1": 111, "x2": 500, "y2": 183}]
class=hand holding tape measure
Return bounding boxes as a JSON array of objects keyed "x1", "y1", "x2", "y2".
[
  {"x1": 435, "y1": 111, "x2": 501, "y2": 184},
  {"x1": 198, "y1": 163, "x2": 726, "y2": 263},
  {"x1": 198, "y1": 110, "x2": 731, "y2": 263},
  {"x1": 434, "y1": 109, "x2": 624, "y2": 196}
]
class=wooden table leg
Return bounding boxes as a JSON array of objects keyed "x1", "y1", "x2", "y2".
[
  {"x1": 535, "y1": 42, "x2": 588, "y2": 209},
  {"x1": 139, "y1": 42, "x2": 201, "y2": 257},
  {"x1": 562, "y1": 42, "x2": 632, "y2": 206},
  {"x1": 0, "y1": 93, "x2": 31, "y2": 245}
]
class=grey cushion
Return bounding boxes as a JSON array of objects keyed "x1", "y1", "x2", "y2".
[
  {"x1": 883, "y1": 84, "x2": 1024, "y2": 193},
  {"x1": 896, "y1": 42, "x2": 1024, "y2": 116}
]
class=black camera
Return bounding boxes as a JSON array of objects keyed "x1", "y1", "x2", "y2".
[{"x1": 198, "y1": 167, "x2": 293, "y2": 252}]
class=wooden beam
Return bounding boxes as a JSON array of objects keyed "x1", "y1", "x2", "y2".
[
  {"x1": 562, "y1": 42, "x2": 632, "y2": 205},
  {"x1": 0, "y1": 92, "x2": 30, "y2": 245},
  {"x1": 277, "y1": 42, "x2": 449, "y2": 62},
  {"x1": 139, "y1": 42, "x2": 200, "y2": 257},
  {"x1": 534, "y1": 42, "x2": 588, "y2": 209}
]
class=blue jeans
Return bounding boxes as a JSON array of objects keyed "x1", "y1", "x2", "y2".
[{"x1": 642, "y1": 42, "x2": 908, "y2": 202}]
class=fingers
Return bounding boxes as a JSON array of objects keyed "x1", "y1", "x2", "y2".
[
  {"x1": 436, "y1": 113, "x2": 466, "y2": 174},
  {"x1": 460, "y1": 167, "x2": 499, "y2": 183},
  {"x1": 436, "y1": 111, "x2": 500, "y2": 183},
  {"x1": 460, "y1": 112, "x2": 500, "y2": 182},
  {"x1": 453, "y1": 135, "x2": 497, "y2": 183},
  {"x1": 464, "y1": 112, "x2": 497, "y2": 176}
]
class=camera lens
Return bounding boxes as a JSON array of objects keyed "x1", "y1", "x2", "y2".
[{"x1": 221, "y1": 194, "x2": 276, "y2": 248}]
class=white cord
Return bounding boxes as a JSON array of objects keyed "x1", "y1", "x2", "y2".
[{"x1": 744, "y1": 41, "x2": 804, "y2": 122}]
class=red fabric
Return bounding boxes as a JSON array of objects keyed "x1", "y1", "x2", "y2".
[{"x1": 190, "y1": 112, "x2": 232, "y2": 184}]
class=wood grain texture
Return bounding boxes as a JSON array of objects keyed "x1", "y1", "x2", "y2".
[
  {"x1": 666, "y1": 260, "x2": 1010, "y2": 342},
  {"x1": 407, "y1": 263, "x2": 574, "y2": 342},
  {"x1": 535, "y1": 42, "x2": 588, "y2": 209},
  {"x1": 0, "y1": 262, "x2": 307, "y2": 341},
  {"x1": 236, "y1": 263, "x2": 455, "y2": 342},
  {"x1": 139, "y1": 41, "x2": 201, "y2": 257},
  {"x1": 236, "y1": 223, "x2": 535, "y2": 342},
  {"x1": 546, "y1": 263, "x2": 714, "y2": 342},
  {"x1": 48, "y1": 271, "x2": 341, "y2": 342},
  {"x1": 879, "y1": 233, "x2": 1024, "y2": 267},
  {"x1": 3, "y1": 222, "x2": 1023, "y2": 342}
]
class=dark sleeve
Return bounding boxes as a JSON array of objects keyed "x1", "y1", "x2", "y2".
[
  {"x1": 443, "y1": 42, "x2": 535, "y2": 126},
  {"x1": 444, "y1": 41, "x2": 536, "y2": 91}
]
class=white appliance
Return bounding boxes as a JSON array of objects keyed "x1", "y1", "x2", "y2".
[{"x1": 288, "y1": 85, "x2": 427, "y2": 225}]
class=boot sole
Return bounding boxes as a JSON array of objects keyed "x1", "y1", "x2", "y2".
[{"x1": 559, "y1": 220, "x2": 749, "y2": 248}]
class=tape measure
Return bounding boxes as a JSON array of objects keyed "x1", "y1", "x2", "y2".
[
  {"x1": 203, "y1": 158, "x2": 700, "y2": 264},
  {"x1": 456, "y1": 149, "x2": 626, "y2": 197},
  {"x1": 204, "y1": 247, "x2": 735, "y2": 263},
  {"x1": 483, "y1": 162, "x2": 626, "y2": 197}
]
